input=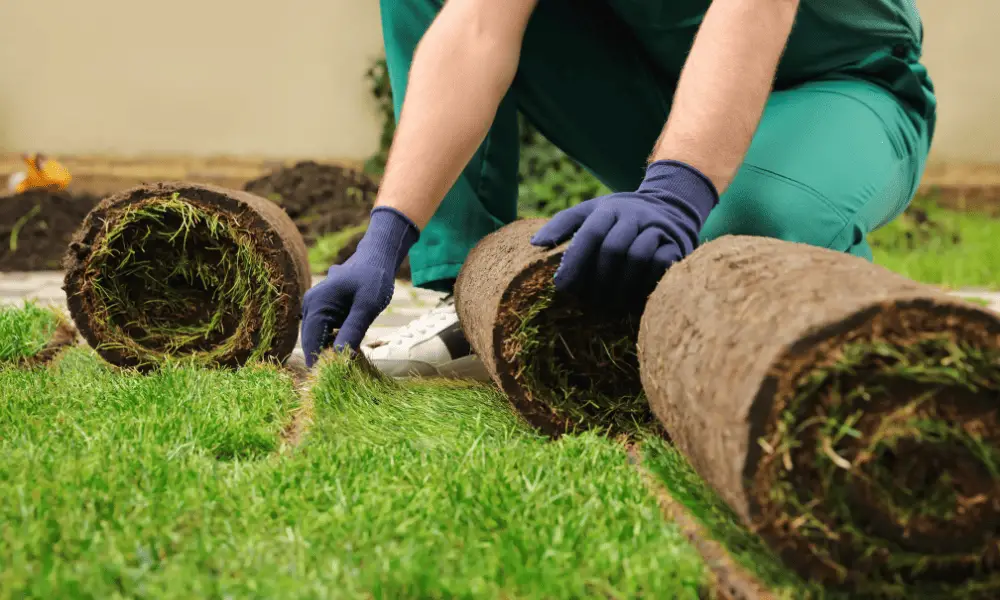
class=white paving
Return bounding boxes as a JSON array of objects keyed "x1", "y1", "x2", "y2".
[{"x1": 0, "y1": 271, "x2": 446, "y2": 348}]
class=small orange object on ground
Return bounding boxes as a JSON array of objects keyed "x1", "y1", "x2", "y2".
[{"x1": 6, "y1": 153, "x2": 72, "y2": 193}]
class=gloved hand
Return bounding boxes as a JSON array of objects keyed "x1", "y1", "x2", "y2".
[
  {"x1": 530, "y1": 160, "x2": 719, "y2": 308},
  {"x1": 300, "y1": 206, "x2": 419, "y2": 367}
]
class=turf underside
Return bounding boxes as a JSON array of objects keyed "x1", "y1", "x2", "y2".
[
  {"x1": 0, "y1": 302, "x2": 62, "y2": 362},
  {"x1": 0, "y1": 312, "x2": 706, "y2": 598}
]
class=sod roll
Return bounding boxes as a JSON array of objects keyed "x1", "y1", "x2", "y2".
[
  {"x1": 63, "y1": 182, "x2": 310, "y2": 369},
  {"x1": 638, "y1": 235, "x2": 1000, "y2": 594},
  {"x1": 454, "y1": 219, "x2": 650, "y2": 436}
]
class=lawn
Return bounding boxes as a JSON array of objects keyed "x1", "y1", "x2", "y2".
[
  {"x1": 0, "y1": 306, "x2": 706, "y2": 598},
  {"x1": 2, "y1": 193, "x2": 998, "y2": 598},
  {"x1": 869, "y1": 195, "x2": 1000, "y2": 290}
]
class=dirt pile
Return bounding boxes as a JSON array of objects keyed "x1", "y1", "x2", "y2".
[
  {"x1": 639, "y1": 235, "x2": 1000, "y2": 597},
  {"x1": 0, "y1": 189, "x2": 102, "y2": 271},
  {"x1": 244, "y1": 160, "x2": 412, "y2": 277},
  {"x1": 63, "y1": 182, "x2": 310, "y2": 369},
  {"x1": 454, "y1": 219, "x2": 650, "y2": 437},
  {"x1": 1, "y1": 160, "x2": 396, "y2": 276},
  {"x1": 243, "y1": 160, "x2": 377, "y2": 245}
]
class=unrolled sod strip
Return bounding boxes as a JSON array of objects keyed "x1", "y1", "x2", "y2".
[
  {"x1": 63, "y1": 182, "x2": 310, "y2": 369},
  {"x1": 455, "y1": 219, "x2": 651, "y2": 436},
  {"x1": 638, "y1": 235, "x2": 1000, "y2": 595}
]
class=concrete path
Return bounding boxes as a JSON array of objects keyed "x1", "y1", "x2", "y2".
[
  {"x1": 2, "y1": 271, "x2": 1000, "y2": 348},
  {"x1": 0, "y1": 272, "x2": 447, "y2": 350}
]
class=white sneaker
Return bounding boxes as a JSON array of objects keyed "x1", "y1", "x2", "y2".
[{"x1": 361, "y1": 296, "x2": 491, "y2": 381}]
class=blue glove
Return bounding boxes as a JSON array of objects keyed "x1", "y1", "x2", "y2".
[
  {"x1": 300, "y1": 206, "x2": 419, "y2": 367},
  {"x1": 530, "y1": 160, "x2": 718, "y2": 308}
]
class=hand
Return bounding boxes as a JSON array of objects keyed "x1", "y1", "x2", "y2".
[
  {"x1": 530, "y1": 160, "x2": 718, "y2": 308},
  {"x1": 300, "y1": 206, "x2": 419, "y2": 367}
]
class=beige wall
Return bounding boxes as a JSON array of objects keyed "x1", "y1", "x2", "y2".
[
  {"x1": 917, "y1": 0, "x2": 1000, "y2": 163},
  {"x1": 0, "y1": 1, "x2": 385, "y2": 161},
  {"x1": 0, "y1": 1, "x2": 997, "y2": 164}
]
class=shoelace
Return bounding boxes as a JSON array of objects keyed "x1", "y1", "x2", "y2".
[{"x1": 373, "y1": 295, "x2": 456, "y2": 346}]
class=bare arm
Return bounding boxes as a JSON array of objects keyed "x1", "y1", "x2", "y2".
[
  {"x1": 375, "y1": 0, "x2": 539, "y2": 228},
  {"x1": 650, "y1": 0, "x2": 801, "y2": 194}
]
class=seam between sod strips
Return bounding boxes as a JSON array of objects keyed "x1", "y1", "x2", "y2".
[
  {"x1": 279, "y1": 356, "x2": 316, "y2": 451},
  {"x1": 626, "y1": 444, "x2": 774, "y2": 600}
]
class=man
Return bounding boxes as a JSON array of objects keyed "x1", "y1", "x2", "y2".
[{"x1": 301, "y1": 0, "x2": 935, "y2": 375}]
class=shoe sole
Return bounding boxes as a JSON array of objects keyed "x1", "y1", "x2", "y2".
[{"x1": 369, "y1": 355, "x2": 491, "y2": 382}]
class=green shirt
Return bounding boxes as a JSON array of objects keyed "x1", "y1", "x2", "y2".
[{"x1": 606, "y1": 0, "x2": 935, "y2": 133}]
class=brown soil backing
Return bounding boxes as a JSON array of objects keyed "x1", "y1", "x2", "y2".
[
  {"x1": 243, "y1": 160, "x2": 378, "y2": 246},
  {"x1": 62, "y1": 181, "x2": 310, "y2": 369},
  {"x1": 454, "y1": 219, "x2": 646, "y2": 436},
  {"x1": 0, "y1": 189, "x2": 102, "y2": 271},
  {"x1": 638, "y1": 235, "x2": 1000, "y2": 591}
]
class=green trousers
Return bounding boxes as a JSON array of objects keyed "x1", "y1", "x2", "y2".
[{"x1": 380, "y1": 0, "x2": 937, "y2": 291}]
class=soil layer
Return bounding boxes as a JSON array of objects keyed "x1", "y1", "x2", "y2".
[
  {"x1": 63, "y1": 182, "x2": 310, "y2": 369},
  {"x1": 454, "y1": 219, "x2": 648, "y2": 437},
  {"x1": 638, "y1": 235, "x2": 1000, "y2": 595},
  {"x1": 243, "y1": 160, "x2": 378, "y2": 246},
  {"x1": 0, "y1": 189, "x2": 102, "y2": 271}
]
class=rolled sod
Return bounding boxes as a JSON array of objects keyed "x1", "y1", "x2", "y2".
[
  {"x1": 638, "y1": 235, "x2": 1000, "y2": 595},
  {"x1": 454, "y1": 219, "x2": 651, "y2": 436},
  {"x1": 63, "y1": 182, "x2": 310, "y2": 369}
]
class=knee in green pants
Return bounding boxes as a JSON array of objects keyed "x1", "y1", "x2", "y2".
[{"x1": 699, "y1": 78, "x2": 930, "y2": 262}]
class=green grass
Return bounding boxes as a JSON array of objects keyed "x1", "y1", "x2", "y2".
[
  {"x1": 870, "y1": 196, "x2": 1000, "y2": 289},
  {"x1": 307, "y1": 221, "x2": 368, "y2": 274},
  {"x1": 0, "y1": 340, "x2": 706, "y2": 598},
  {"x1": 0, "y1": 302, "x2": 61, "y2": 362}
]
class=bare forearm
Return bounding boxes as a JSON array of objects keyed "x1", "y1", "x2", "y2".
[
  {"x1": 651, "y1": 0, "x2": 800, "y2": 194},
  {"x1": 375, "y1": 1, "x2": 536, "y2": 228}
]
